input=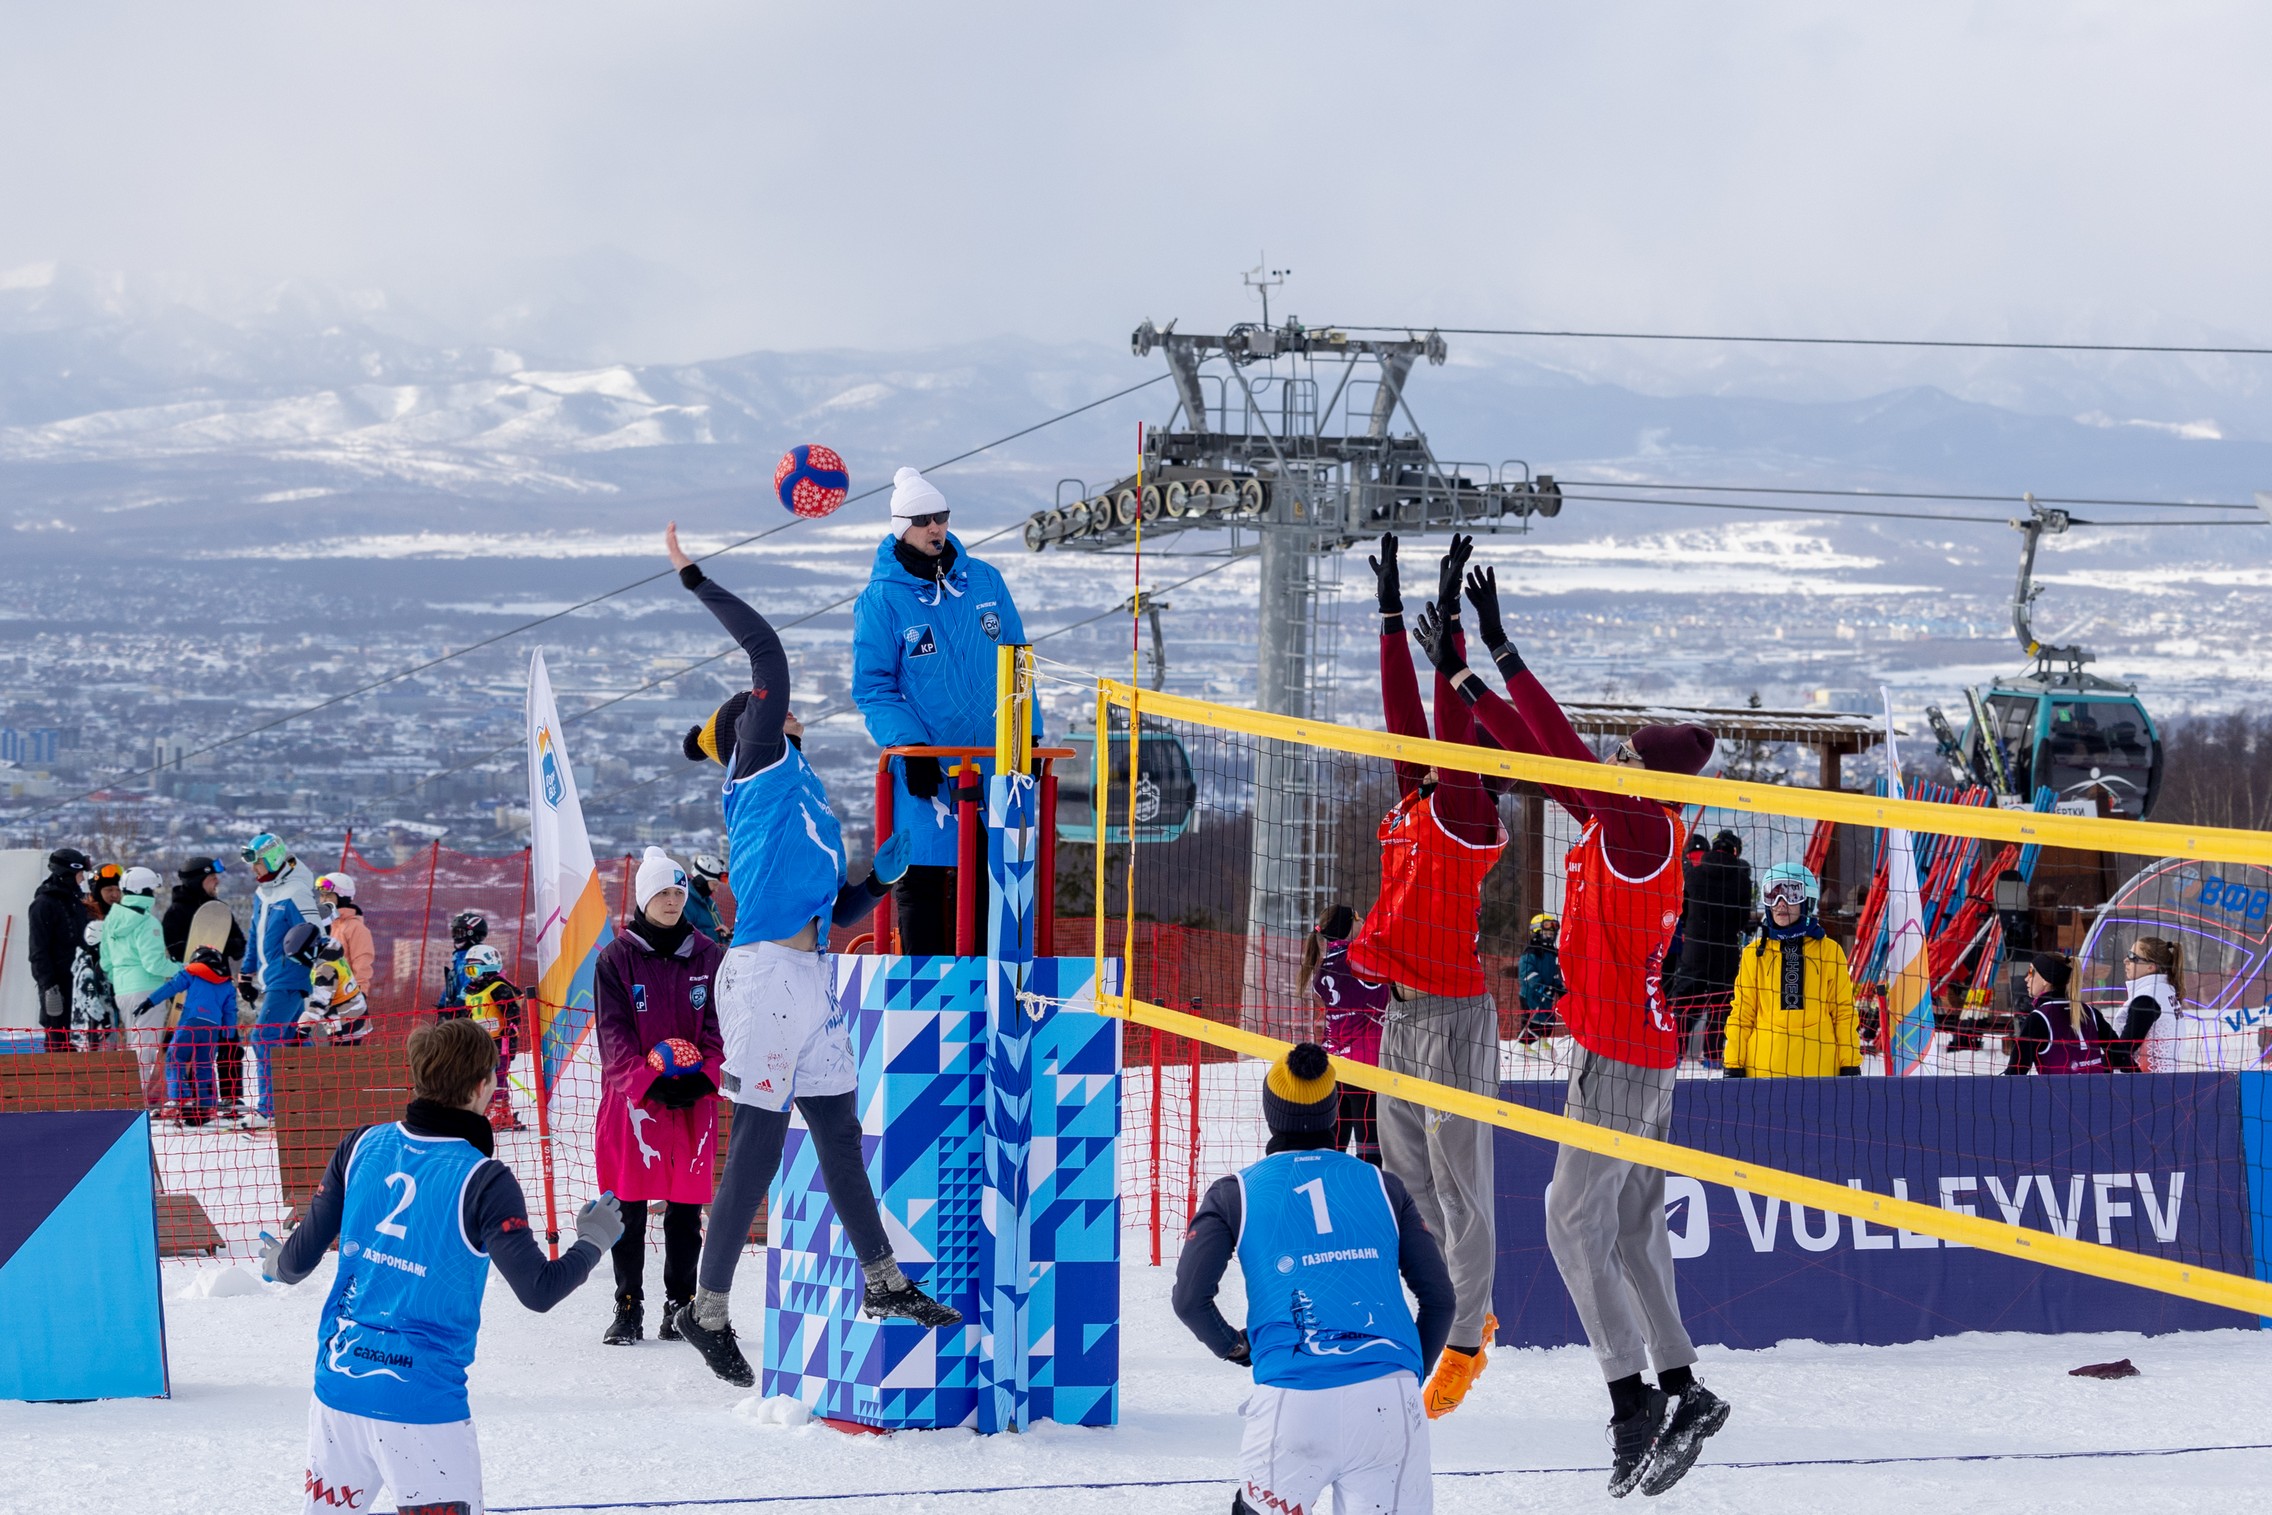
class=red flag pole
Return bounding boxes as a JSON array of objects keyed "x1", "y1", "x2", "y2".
[{"x1": 530, "y1": 992, "x2": 560, "y2": 1257}]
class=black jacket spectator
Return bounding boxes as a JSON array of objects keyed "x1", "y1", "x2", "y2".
[
  {"x1": 162, "y1": 877, "x2": 245, "y2": 963},
  {"x1": 1671, "y1": 836, "x2": 1753, "y2": 995},
  {"x1": 27, "y1": 862, "x2": 87, "y2": 996}
]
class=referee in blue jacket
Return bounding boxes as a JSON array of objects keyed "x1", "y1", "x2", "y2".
[{"x1": 852, "y1": 466, "x2": 1038, "y2": 954}]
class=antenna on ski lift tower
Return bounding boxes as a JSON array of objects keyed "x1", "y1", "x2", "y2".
[{"x1": 1244, "y1": 257, "x2": 1289, "y2": 328}]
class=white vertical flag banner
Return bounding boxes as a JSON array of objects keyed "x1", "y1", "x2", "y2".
[
  {"x1": 1881, "y1": 690, "x2": 1935, "y2": 1075},
  {"x1": 527, "y1": 648, "x2": 613, "y2": 1090}
]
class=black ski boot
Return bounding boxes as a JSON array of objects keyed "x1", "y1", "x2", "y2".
[
  {"x1": 1640, "y1": 1381, "x2": 1731, "y2": 1496},
  {"x1": 675, "y1": 1303, "x2": 754, "y2": 1387},
  {"x1": 602, "y1": 1293, "x2": 642, "y2": 1346},
  {"x1": 658, "y1": 1295, "x2": 690, "y2": 1342},
  {"x1": 1607, "y1": 1384, "x2": 1668, "y2": 1499},
  {"x1": 862, "y1": 1279, "x2": 963, "y2": 1328}
]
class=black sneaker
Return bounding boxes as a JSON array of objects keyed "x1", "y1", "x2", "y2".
[
  {"x1": 862, "y1": 1280, "x2": 962, "y2": 1328},
  {"x1": 1607, "y1": 1385, "x2": 1669, "y2": 1499},
  {"x1": 602, "y1": 1294, "x2": 642, "y2": 1346},
  {"x1": 658, "y1": 1296, "x2": 690, "y2": 1342},
  {"x1": 674, "y1": 1304, "x2": 754, "y2": 1387},
  {"x1": 1639, "y1": 1382, "x2": 1731, "y2": 1496}
]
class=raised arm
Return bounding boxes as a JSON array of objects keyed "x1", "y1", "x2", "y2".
[
  {"x1": 1371, "y1": 534, "x2": 1427, "y2": 796},
  {"x1": 670, "y1": 523, "x2": 790, "y2": 780}
]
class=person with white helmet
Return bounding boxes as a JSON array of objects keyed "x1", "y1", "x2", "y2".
[
  {"x1": 1723, "y1": 863, "x2": 1861, "y2": 1079},
  {"x1": 314, "y1": 873, "x2": 376, "y2": 1017},
  {"x1": 99, "y1": 865, "x2": 180, "y2": 1098}
]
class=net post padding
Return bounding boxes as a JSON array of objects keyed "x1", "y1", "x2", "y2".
[{"x1": 1106, "y1": 993, "x2": 2272, "y2": 1320}]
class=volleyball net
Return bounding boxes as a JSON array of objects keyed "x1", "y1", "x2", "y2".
[{"x1": 1084, "y1": 676, "x2": 2272, "y2": 1324}]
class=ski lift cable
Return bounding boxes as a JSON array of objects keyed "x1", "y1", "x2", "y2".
[
  {"x1": 1329, "y1": 323, "x2": 2272, "y2": 358},
  {"x1": 14, "y1": 376, "x2": 1169, "y2": 822},
  {"x1": 1559, "y1": 480, "x2": 2264, "y2": 513},
  {"x1": 1559, "y1": 490, "x2": 2261, "y2": 528}
]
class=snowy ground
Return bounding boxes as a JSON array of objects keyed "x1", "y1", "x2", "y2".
[{"x1": 5, "y1": 1258, "x2": 2269, "y2": 1514}]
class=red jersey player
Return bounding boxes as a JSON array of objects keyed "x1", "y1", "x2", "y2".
[
  {"x1": 1417, "y1": 561, "x2": 1731, "y2": 1498},
  {"x1": 1345, "y1": 533, "x2": 1507, "y2": 1419}
]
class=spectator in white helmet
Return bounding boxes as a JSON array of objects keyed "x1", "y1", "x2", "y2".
[{"x1": 100, "y1": 866, "x2": 181, "y2": 1098}]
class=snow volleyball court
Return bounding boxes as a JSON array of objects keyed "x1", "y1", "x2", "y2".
[{"x1": 5, "y1": 1259, "x2": 2267, "y2": 1513}]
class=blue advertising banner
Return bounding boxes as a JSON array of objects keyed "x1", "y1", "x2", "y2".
[{"x1": 1491, "y1": 1073, "x2": 2256, "y2": 1349}]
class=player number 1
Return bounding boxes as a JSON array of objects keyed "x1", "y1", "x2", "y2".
[
  {"x1": 1294, "y1": 1177, "x2": 1334, "y2": 1235},
  {"x1": 377, "y1": 1171, "x2": 418, "y2": 1239}
]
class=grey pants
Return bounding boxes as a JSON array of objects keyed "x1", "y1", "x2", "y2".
[
  {"x1": 1544, "y1": 1046, "x2": 1697, "y2": 1382},
  {"x1": 1377, "y1": 989, "x2": 1498, "y2": 1348},
  {"x1": 696, "y1": 1090, "x2": 891, "y2": 1295}
]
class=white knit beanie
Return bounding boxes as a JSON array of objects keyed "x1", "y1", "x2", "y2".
[
  {"x1": 889, "y1": 466, "x2": 947, "y2": 537},
  {"x1": 634, "y1": 846, "x2": 689, "y2": 910}
]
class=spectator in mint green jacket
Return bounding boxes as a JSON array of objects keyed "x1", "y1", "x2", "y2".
[{"x1": 100, "y1": 867, "x2": 180, "y2": 1098}]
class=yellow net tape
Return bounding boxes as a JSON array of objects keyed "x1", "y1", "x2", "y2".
[
  {"x1": 1112, "y1": 994, "x2": 2272, "y2": 1319},
  {"x1": 1098, "y1": 680, "x2": 2272, "y2": 868}
]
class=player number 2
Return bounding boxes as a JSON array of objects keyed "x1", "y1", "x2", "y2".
[
  {"x1": 377, "y1": 1171, "x2": 418, "y2": 1239},
  {"x1": 1294, "y1": 1177, "x2": 1334, "y2": 1235}
]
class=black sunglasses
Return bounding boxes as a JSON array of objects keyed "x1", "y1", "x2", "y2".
[{"x1": 905, "y1": 510, "x2": 950, "y2": 528}]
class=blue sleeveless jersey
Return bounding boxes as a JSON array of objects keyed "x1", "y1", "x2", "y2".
[
  {"x1": 1234, "y1": 1150, "x2": 1421, "y2": 1389},
  {"x1": 312, "y1": 1124, "x2": 494, "y2": 1424},
  {"x1": 722, "y1": 745, "x2": 846, "y2": 946}
]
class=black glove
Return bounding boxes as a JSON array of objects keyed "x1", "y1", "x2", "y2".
[
  {"x1": 649, "y1": 1071, "x2": 718, "y2": 1110},
  {"x1": 1224, "y1": 1330, "x2": 1252, "y2": 1367},
  {"x1": 237, "y1": 974, "x2": 260, "y2": 1006},
  {"x1": 1724, "y1": 1067, "x2": 1748, "y2": 1078},
  {"x1": 1839, "y1": 1065, "x2": 1862, "y2": 1077},
  {"x1": 1463, "y1": 565, "x2": 1509, "y2": 647},
  {"x1": 1367, "y1": 532, "x2": 1402, "y2": 623},
  {"x1": 1412, "y1": 602, "x2": 1468, "y2": 681},
  {"x1": 1435, "y1": 533, "x2": 1474, "y2": 618},
  {"x1": 902, "y1": 753, "x2": 943, "y2": 800}
]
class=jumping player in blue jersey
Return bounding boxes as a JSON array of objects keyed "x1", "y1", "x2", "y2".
[
  {"x1": 664, "y1": 523, "x2": 960, "y2": 1388},
  {"x1": 1173, "y1": 1042, "x2": 1456, "y2": 1515},
  {"x1": 262, "y1": 1017, "x2": 623, "y2": 1514}
]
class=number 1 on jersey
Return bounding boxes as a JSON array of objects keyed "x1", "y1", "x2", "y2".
[{"x1": 1294, "y1": 1176, "x2": 1334, "y2": 1235}]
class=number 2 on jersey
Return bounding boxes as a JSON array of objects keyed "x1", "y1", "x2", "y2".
[
  {"x1": 376, "y1": 1171, "x2": 418, "y2": 1239},
  {"x1": 1293, "y1": 1177, "x2": 1334, "y2": 1235}
]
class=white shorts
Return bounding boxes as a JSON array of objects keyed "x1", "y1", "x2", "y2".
[
  {"x1": 1238, "y1": 1370, "x2": 1431, "y2": 1515},
  {"x1": 304, "y1": 1398, "x2": 483, "y2": 1514},
  {"x1": 716, "y1": 940, "x2": 855, "y2": 1113}
]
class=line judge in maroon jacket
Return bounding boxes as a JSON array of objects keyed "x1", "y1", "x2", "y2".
[{"x1": 592, "y1": 846, "x2": 725, "y2": 1346}]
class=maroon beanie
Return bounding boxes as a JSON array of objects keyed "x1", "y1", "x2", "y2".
[{"x1": 1631, "y1": 723, "x2": 1715, "y2": 776}]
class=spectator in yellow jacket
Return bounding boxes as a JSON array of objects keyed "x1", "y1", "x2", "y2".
[{"x1": 1724, "y1": 863, "x2": 1860, "y2": 1079}]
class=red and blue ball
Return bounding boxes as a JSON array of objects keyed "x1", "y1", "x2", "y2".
[
  {"x1": 774, "y1": 443, "x2": 850, "y2": 518},
  {"x1": 647, "y1": 1037, "x2": 705, "y2": 1076}
]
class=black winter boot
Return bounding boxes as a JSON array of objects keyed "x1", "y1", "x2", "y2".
[
  {"x1": 658, "y1": 1295, "x2": 690, "y2": 1342},
  {"x1": 1640, "y1": 1380, "x2": 1731, "y2": 1495},
  {"x1": 862, "y1": 1278, "x2": 963, "y2": 1328},
  {"x1": 676, "y1": 1303, "x2": 754, "y2": 1387},
  {"x1": 602, "y1": 1293, "x2": 643, "y2": 1346},
  {"x1": 1607, "y1": 1384, "x2": 1668, "y2": 1498}
]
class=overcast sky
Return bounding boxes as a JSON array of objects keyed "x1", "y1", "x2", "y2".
[{"x1": 6, "y1": 3, "x2": 2269, "y2": 365}]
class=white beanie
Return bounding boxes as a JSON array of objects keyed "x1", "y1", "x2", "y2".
[
  {"x1": 889, "y1": 466, "x2": 948, "y2": 537},
  {"x1": 634, "y1": 846, "x2": 689, "y2": 910}
]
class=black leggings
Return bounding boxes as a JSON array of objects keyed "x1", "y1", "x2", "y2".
[
  {"x1": 609, "y1": 1199, "x2": 703, "y2": 1303},
  {"x1": 696, "y1": 1090, "x2": 889, "y2": 1295}
]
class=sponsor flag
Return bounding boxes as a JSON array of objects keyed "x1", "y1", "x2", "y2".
[
  {"x1": 1881, "y1": 690, "x2": 1935, "y2": 1075},
  {"x1": 527, "y1": 649, "x2": 613, "y2": 1090}
]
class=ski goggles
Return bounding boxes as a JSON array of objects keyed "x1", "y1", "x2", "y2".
[{"x1": 1762, "y1": 879, "x2": 1810, "y2": 907}]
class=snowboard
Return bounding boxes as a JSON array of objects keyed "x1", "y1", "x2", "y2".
[{"x1": 183, "y1": 900, "x2": 249, "y2": 1030}]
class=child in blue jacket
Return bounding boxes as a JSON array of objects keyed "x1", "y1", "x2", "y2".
[{"x1": 148, "y1": 946, "x2": 241, "y2": 1125}]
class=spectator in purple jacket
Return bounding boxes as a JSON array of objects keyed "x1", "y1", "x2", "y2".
[
  {"x1": 592, "y1": 848, "x2": 725, "y2": 1346},
  {"x1": 1305, "y1": 903, "x2": 1390, "y2": 1166}
]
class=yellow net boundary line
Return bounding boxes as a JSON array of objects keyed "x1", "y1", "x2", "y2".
[
  {"x1": 1105, "y1": 993, "x2": 2272, "y2": 1319},
  {"x1": 1099, "y1": 680, "x2": 2272, "y2": 867}
]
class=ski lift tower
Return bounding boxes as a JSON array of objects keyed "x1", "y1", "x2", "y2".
[{"x1": 1021, "y1": 307, "x2": 1564, "y2": 1022}]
